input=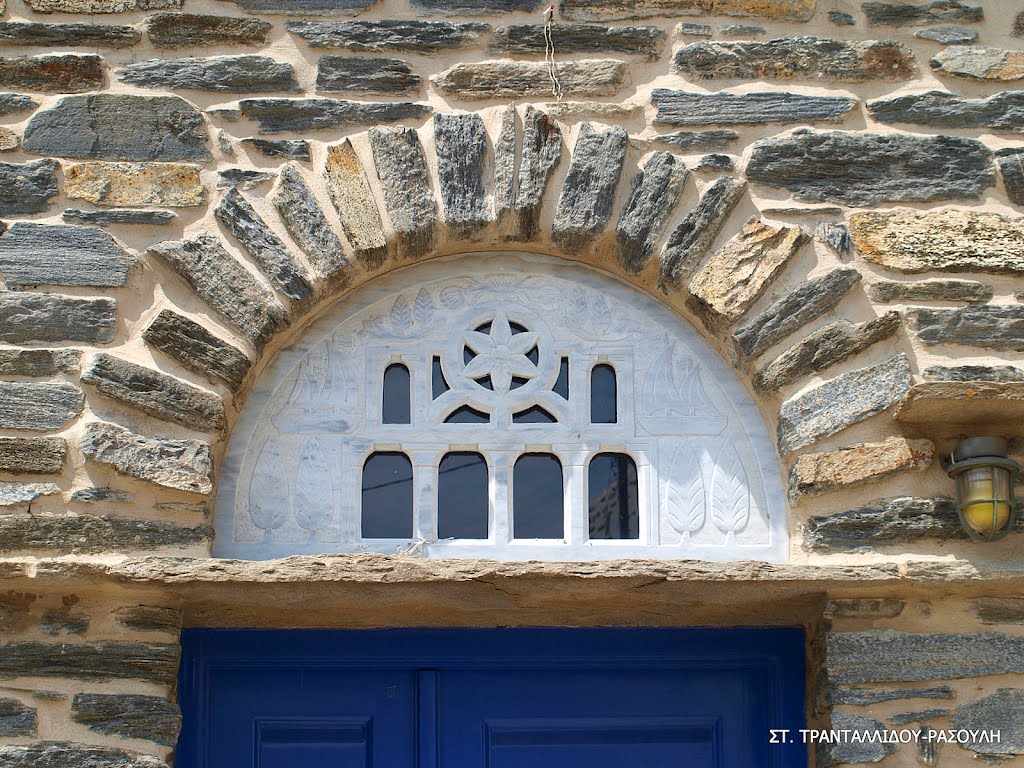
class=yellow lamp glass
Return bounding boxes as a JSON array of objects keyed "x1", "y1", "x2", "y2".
[{"x1": 957, "y1": 465, "x2": 1012, "y2": 535}]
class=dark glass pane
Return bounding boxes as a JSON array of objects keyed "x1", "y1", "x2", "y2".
[
  {"x1": 588, "y1": 453, "x2": 639, "y2": 540},
  {"x1": 382, "y1": 364, "x2": 410, "y2": 424},
  {"x1": 554, "y1": 358, "x2": 569, "y2": 399},
  {"x1": 432, "y1": 356, "x2": 449, "y2": 399},
  {"x1": 361, "y1": 452, "x2": 413, "y2": 538},
  {"x1": 510, "y1": 376, "x2": 528, "y2": 390},
  {"x1": 590, "y1": 364, "x2": 617, "y2": 424},
  {"x1": 438, "y1": 452, "x2": 488, "y2": 539},
  {"x1": 513, "y1": 405, "x2": 557, "y2": 423},
  {"x1": 444, "y1": 405, "x2": 490, "y2": 423},
  {"x1": 513, "y1": 454, "x2": 563, "y2": 539}
]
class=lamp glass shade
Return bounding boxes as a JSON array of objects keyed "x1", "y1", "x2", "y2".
[{"x1": 957, "y1": 465, "x2": 1013, "y2": 535}]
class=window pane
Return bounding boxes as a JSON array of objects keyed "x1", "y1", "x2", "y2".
[
  {"x1": 554, "y1": 357, "x2": 569, "y2": 399},
  {"x1": 513, "y1": 405, "x2": 556, "y2": 423},
  {"x1": 382, "y1": 364, "x2": 410, "y2": 424},
  {"x1": 588, "y1": 453, "x2": 639, "y2": 540},
  {"x1": 432, "y1": 356, "x2": 449, "y2": 399},
  {"x1": 590, "y1": 364, "x2": 617, "y2": 423},
  {"x1": 513, "y1": 454, "x2": 563, "y2": 539},
  {"x1": 444, "y1": 405, "x2": 490, "y2": 423},
  {"x1": 438, "y1": 452, "x2": 488, "y2": 539},
  {"x1": 361, "y1": 452, "x2": 413, "y2": 538}
]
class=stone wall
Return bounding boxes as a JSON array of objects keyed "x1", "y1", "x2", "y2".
[{"x1": 0, "y1": 0, "x2": 1023, "y2": 763}]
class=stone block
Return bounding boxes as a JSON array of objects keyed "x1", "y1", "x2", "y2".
[
  {"x1": 915, "y1": 25, "x2": 977, "y2": 43},
  {"x1": 63, "y1": 209, "x2": 176, "y2": 226},
  {"x1": 869, "y1": 90, "x2": 1024, "y2": 133},
  {"x1": 651, "y1": 129, "x2": 738, "y2": 151},
  {"x1": 120, "y1": 56, "x2": 298, "y2": 93},
  {"x1": 0, "y1": 293, "x2": 117, "y2": 344},
  {"x1": 653, "y1": 89, "x2": 856, "y2": 126},
  {"x1": 0, "y1": 640, "x2": 179, "y2": 683},
  {"x1": 615, "y1": 151, "x2": 687, "y2": 273},
  {"x1": 0, "y1": 54, "x2": 104, "y2": 93},
  {"x1": 0, "y1": 349, "x2": 78, "y2": 378},
  {"x1": 908, "y1": 306, "x2": 1024, "y2": 351},
  {"x1": 997, "y1": 148, "x2": 1024, "y2": 205},
  {"x1": 434, "y1": 113, "x2": 489, "y2": 238},
  {"x1": 79, "y1": 421, "x2": 213, "y2": 495},
  {"x1": 218, "y1": 168, "x2": 275, "y2": 190},
  {"x1": 323, "y1": 139, "x2": 387, "y2": 267},
  {"x1": 951, "y1": 690, "x2": 1024, "y2": 755},
  {"x1": 777, "y1": 354, "x2": 912, "y2": 455},
  {"x1": 27, "y1": 0, "x2": 179, "y2": 10},
  {"x1": 971, "y1": 598, "x2": 1024, "y2": 625},
  {"x1": 558, "y1": 0, "x2": 816, "y2": 22},
  {"x1": 660, "y1": 176, "x2": 745, "y2": 288},
  {"x1": 0, "y1": 698, "x2": 35, "y2": 737},
  {"x1": 0, "y1": 438, "x2": 66, "y2": 474},
  {"x1": 789, "y1": 437, "x2": 933, "y2": 498},
  {"x1": 72, "y1": 694, "x2": 181, "y2": 746},
  {"x1": 65, "y1": 162, "x2": 204, "y2": 207},
  {"x1": 514, "y1": 106, "x2": 561, "y2": 241},
  {"x1": 825, "y1": 598, "x2": 906, "y2": 619},
  {"x1": 678, "y1": 21, "x2": 712, "y2": 35},
  {"x1": 238, "y1": 97, "x2": 432, "y2": 134},
  {"x1": 490, "y1": 23, "x2": 663, "y2": 59},
  {"x1": 432, "y1": 59, "x2": 626, "y2": 99},
  {"x1": 0, "y1": 482, "x2": 60, "y2": 507},
  {"x1": 368, "y1": 127, "x2": 438, "y2": 259},
  {"x1": 226, "y1": 0, "x2": 372, "y2": 13},
  {"x1": 815, "y1": 222, "x2": 850, "y2": 258},
  {"x1": 147, "y1": 13, "x2": 271, "y2": 47},
  {"x1": 71, "y1": 487, "x2": 134, "y2": 503},
  {"x1": 273, "y1": 163, "x2": 351, "y2": 284},
  {"x1": 924, "y1": 364, "x2": 1024, "y2": 382},
  {"x1": 805, "y1": 496, "x2": 971, "y2": 551},
  {"x1": 287, "y1": 19, "x2": 489, "y2": 51},
  {"x1": 0, "y1": 93, "x2": 37, "y2": 117},
  {"x1": 824, "y1": 712, "x2": 895, "y2": 764},
  {"x1": 0, "y1": 514, "x2": 212, "y2": 555},
  {"x1": 0, "y1": 222, "x2": 134, "y2": 288},
  {"x1": 412, "y1": 0, "x2": 541, "y2": 12},
  {"x1": 0, "y1": 381, "x2": 82, "y2": 432},
  {"x1": 932, "y1": 45, "x2": 1024, "y2": 81},
  {"x1": 0, "y1": 743, "x2": 168, "y2": 767},
  {"x1": 0, "y1": 158, "x2": 58, "y2": 216},
  {"x1": 40, "y1": 611, "x2": 89, "y2": 634},
  {"x1": 895, "y1": 381, "x2": 1024, "y2": 434},
  {"x1": 830, "y1": 686, "x2": 954, "y2": 706},
  {"x1": 867, "y1": 278, "x2": 992, "y2": 303},
  {"x1": 113, "y1": 605, "x2": 181, "y2": 633},
  {"x1": 0, "y1": 21, "x2": 139, "y2": 47},
  {"x1": 316, "y1": 56, "x2": 419, "y2": 94},
  {"x1": 864, "y1": 0, "x2": 981, "y2": 25}
]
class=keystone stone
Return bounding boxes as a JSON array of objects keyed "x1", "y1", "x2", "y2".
[
  {"x1": 435, "y1": 113, "x2": 490, "y2": 238},
  {"x1": 23, "y1": 95, "x2": 210, "y2": 161},
  {"x1": 0, "y1": 54, "x2": 104, "y2": 93},
  {"x1": 673, "y1": 37, "x2": 914, "y2": 81},
  {"x1": 72, "y1": 694, "x2": 181, "y2": 746},
  {"x1": 867, "y1": 278, "x2": 993, "y2": 303},
  {"x1": 412, "y1": 0, "x2": 542, "y2": 12},
  {"x1": 0, "y1": 698, "x2": 35, "y2": 737},
  {"x1": 273, "y1": 163, "x2": 351, "y2": 284},
  {"x1": 0, "y1": 349, "x2": 78, "y2": 377},
  {"x1": 493, "y1": 106, "x2": 516, "y2": 238},
  {"x1": 746, "y1": 131, "x2": 994, "y2": 206},
  {"x1": 79, "y1": 421, "x2": 213, "y2": 495},
  {"x1": 143, "y1": 310, "x2": 251, "y2": 392},
  {"x1": 951, "y1": 690, "x2": 1024, "y2": 755},
  {"x1": 753, "y1": 312, "x2": 902, "y2": 394},
  {"x1": 0, "y1": 222, "x2": 134, "y2": 288},
  {"x1": 0, "y1": 640, "x2": 179, "y2": 683},
  {"x1": 552, "y1": 123, "x2": 628, "y2": 254},
  {"x1": 241, "y1": 139, "x2": 309, "y2": 160},
  {"x1": 324, "y1": 139, "x2": 387, "y2": 268},
  {"x1": 687, "y1": 218, "x2": 808, "y2": 329},
  {"x1": 238, "y1": 98, "x2": 432, "y2": 134},
  {"x1": 831, "y1": 686, "x2": 954, "y2": 706},
  {"x1": 660, "y1": 176, "x2": 745, "y2": 288},
  {"x1": 65, "y1": 162, "x2": 204, "y2": 207},
  {"x1": 63, "y1": 209, "x2": 176, "y2": 226},
  {"x1": 287, "y1": 20, "x2": 490, "y2": 51},
  {"x1": 924, "y1": 364, "x2": 1024, "y2": 382},
  {"x1": 733, "y1": 268, "x2": 862, "y2": 359},
  {"x1": 0, "y1": 438, "x2": 67, "y2": 474},
  {"x1": 0, "y1": 382, "x2": 82, "y2": 432},
  {"x1": 433, "y1": 59, "x2": 626, "y2": 99},
  {"x1": 868, "y1": 90, "x2": 1024, "y2": 132},
  {"x1": 615, "y1": 151, "x2": 687, "y2": 273},
  {"x1": 0, "y1": 742, "x2": 168, "y2": 768},
  {"x1": 514, "y1": 106, "x2": 561, "y2": 242},
  {"x1": 0, "y1": 482, "x2": 60, "y2": 507},
  {"x1": 113, "y1": 605, "x2": 181, "y2": 633},
  {"x1": 824, "y1": 712, "x2": 895, "y2": 764},
  {"x1": 651, "y1": 129, "x2": 738, "y2": 151},
  {"x1": 908, "y1": 306, "x2": 1024, "y2": 352},
  {"x1": 317, "y1": 56, "x2": 419, "y2": 94},
  {"x1": 776, "y1": 354, "x2": 912, "y2": 455},
  {"x1": 0, "y1": 293, "x2": 117, "y2": 344},
  {"x1": 931, "y1": 45, "x2": 1024, "y2": 81},
  {"x1": 215, "y1": 187, "x2": 314, "y2": 303},
  {"x1": 864, "y1": 0, "x2": 982, "y2": 25},
  {"x1": 0, "y1": 159, "x2": 58, "y2": 216},
  {"x1": 149, "y1": 232, "x2": 286, "y2": 351},
  {"x1": 369, "y1": 127, "x2": 438, "y2": 259},
  {"x1": 490, "y1": 23, "x2": 663, "y2": 59},
  {"x1": 82, "y1": 353, "x2": 225, "y2": 433},
  {"x1": 147, "y1": 13, "x2": 272, "y2": 47},
  {"x1": 558, "y1": 0, "x2": 816, "y2": 22},
  {"x1": 0, "y1": 21, "x2": 139, "y2": 47},
  {"x1": 915, "y1": 25, "x2": 976, "y2": 43},
  {"x1": 997, "y1": 148, "x2": 1024, "y2": 205},
  {"x1": 789, "y1": 437, "x2": 933, "y2": 498},
  {"x1": 0, "y1": 93, "x2": 37, "y2": 117},
  {"x1": 805, "y1": 496, "x2": 966, "y2": 551},
  {"x1": 120, "y1": 56, "x2": 299, "y2": 93},
  {"x1": 972, "y1": 598, "x2": 1024, "y2": 624},
  {"x1": 653, "y1": 89, "x2": 856, "y2": 126}
]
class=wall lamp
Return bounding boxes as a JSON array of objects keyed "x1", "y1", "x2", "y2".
[{"x1": 946, "y1": 437, "x2": 1020, "y2": 542}]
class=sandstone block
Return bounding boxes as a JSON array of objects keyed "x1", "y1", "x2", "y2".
[
  {"x1": 490, "y1": 23, "x2": 663, "y2": 59},
  {"x1": 0, "y1": 438, "x2": 67, "y2": 474},
  {"x1": 924, "y1": 364, "x2": 1024, "y2": 383},
  {"x1": 432, "y1": 59, "x2": 626, "y2": 99},
  {"x1": 0, "y1": 640, "x2": 179, "y2": 683},
  {"x1": 238, "y1": 98, "x2": 431, "y2": 134},
  {"x1": 660, "y1": 176, "x2": 745, "y2": 287},
  {"x1": 514, "y1": 106, "x2": 561, "y2": 241},
  {"x1": 864, "y1": 0, "x2": 981, "y2": 25},
  {"x1": 273, "y1": 163, "x2": 351, "y2": 284},
  {"x1": 867, "y1": 278, "x2": 992, "y2": 303},
  {"x1": 615, "y1": 151, "x2": 687, "y2": 273},
  {"x1": 0, "y1": 158, "x2": 58, "y2": 216},
  {"x1": 0, "y1": 349, "x2": 78, "y2": 377},
  {"x1": 908, "y1": 306, "x2": 1024, "y2": 351},
  {"x1": 147, "y1": 13, "x2": 271, "y2": 47},
  {"x1": 805, "y1": 496, "x2": 965, "y2": 551},
  {"x1": 434, "y1": 113, "x2": 489, "y2": 238},
  {"x1": 0, "y1": 21, "x2": 139, "y2": 47},
  {"x1": 324, "y1": 139, "x2": 387, "y2": 267},
  {"x1": 0, "y1": 482, "x2": 60, "y2": 507},
  {"x1": 0, "y1": 382, "x2": 82, "y2": 431},
  {"x1": 0, "y1": 743, "x2": 168, "y2": 768},
  {"x1": 932, "y1": 45, "x2": 1024, "y2": 81},
  {"x1": 369, "y1": 127, "x2": 438, "y2": 259},
  {"x1": 65, "y1": 162, "x2": 204, "y2": 207},
  {"x1": 0, "y1": 54, "x2": 104, "y2": 93},
  {"x1": 916, "y1": 25, "x2": 977, "y2": 43},
  {"x1": 0, "y1": 698, "x2": 35, "y2": 737},
  {"x1": 789, "y1": 437, "x2": 933, "y2": 498},
  {"x1": 287, "y1": 19, "x2": 489, "y2": 51},
  {"x1": 653, "y1": 89, "x2": 856, "y2": 126},
  {"x1": 64, "y1": 209, "x2": 176, "y2": 226},
  {"x1": 0, "y1": 293, "x2": 117, "y2": 344},
  {"x1": 317, "y1": 56, "x2": 419, "y2": 94},
  {"x1": 869, "y1": 90, "x2": 1024, "y2": 133},
  {"x1": 0, "y1": 222, "x2": 134, "y2": 288},
  {"x1": 72, "y1": 693, "x2": 180, "y2": 746},
  {"x1": 558, "y1": 0, "x2": 816, "y2": 22},
  {"x1": 997, "y1": 148, "x2": 1024, "y2": 205},
  {"x1": 651, "y1": 129, "x2": 738, "y2": 151},
  {"x1": 120, "y1": 56, "x2": 298, "y2": 93}
]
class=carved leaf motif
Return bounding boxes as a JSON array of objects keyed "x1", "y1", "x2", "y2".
[
  {"x1": 711, "y1": 442, "x2": 750, "y2": 534},
  {"x1": 664, "y1": 442, "x2": 705, "y2": 536},
  {"x1": 414, "y1": 289, "x2": 434, "y2": 326},
  {"x1": 439, "y1": 286, "x2": 464, "y2": 309},
  {"x1": 293, "y1": 437, "x2": 332, "y2": 531},
  {"x1": 249, "y1": 439, "x2": 288, "y2": 532},
  {"x1": 390, "y1": 295, "x2": 413, "y2": 331}
]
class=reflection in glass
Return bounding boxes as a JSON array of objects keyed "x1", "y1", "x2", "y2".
[
  {"x1": 438, "y1": 452, "x2": 488, "y2": 539},
  {"x1": 361, "y1": 452, "x2": 413, "y2": 538},
  {"x1": 590, "y1": 364, "x2": 617, "y2": 423},
  {"x1": 382, "y1": 364, "x2": 411, "y2": 424},
  {"x1": 588, "y1": 453, "x2": 639, "y2": 540},
  {"x1": 513, "y1": 454, "x2": 564, "y2": 539}
]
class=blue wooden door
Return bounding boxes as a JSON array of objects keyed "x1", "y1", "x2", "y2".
[{"x1": 177, "y1": 628, "x2": 805, "y2": 768}]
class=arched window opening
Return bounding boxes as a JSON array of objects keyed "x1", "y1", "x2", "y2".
[
  {"x1": 588, "y1": 453, "x2": 639, "y2": 540},
  {"x1": 444, "y1": 405, "x2": 490, "y2": 424},
  {"x1": 590, "y1": 364, "x2": 617, "y2": 424},
  {"x1": 382, "y1": 363, "x2": 411, "y2": 424},
  {"x1": 361, "y1": 452, "x2": 413, "y2": 538},
  {"x1": 512, "y1": 405, "x2": 557, "y2": 423},
  {"x1": 554, "y1": 357, "x2": 570, "y2": 400},
  {"x1": 513, "y1": 454, "x2": 564, "y2": 539},
  {"x1": 432, "y1": 356, "x2": 449, "y2": 399},
  {"x1": 438, "y1": 452, "x2": 488, "y2": 539}
]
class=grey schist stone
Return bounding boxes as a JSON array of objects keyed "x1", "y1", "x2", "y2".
[
  {"x1": 39, "y1": 611, "x2": 89, "y2": 635},
  {"x1": 218, "y1": 168, "x2": 275, "y2": 190},
  {"x1": 868, "y1": 90, "x2": 1024, "y2": 133},
  {"x1": 71, "y1": 487, "x2": 134, "y2": 503},
  {"x1": 815, "y1": 222, "x2": 851, "y2": 258},
  {"x1": 273, "y1": 163, "x2": 350, "y2": 284},
  {"x1": 432, "y1": 59, "x2": 626, "y2": 99},
  {"x1": 79, "y1": 421, "x2": 213, "y2": 495},
  {"x1": 23, "y1": 95, "x2": 210, "y2": 161},
  {"x1": 0, "y1": 54, "x2": 104, "y2": 93},
  {"x1": 0, "y1": 641, "x2": 179, "y2": 684},
  {"x1": 216, "y1": 186, "x2": 315, "y2": 303},
  {"x1": 552, "y1": 124, "x2": 628, "y2": 254},
  {"x1": 776, "y1": 354, "x2": 913, "y2": 455},
  {"x1": 147, "y1": 13, "x2": 272, "y2": 47},
  {"x1": 831, "y1": 686, "x2": 954, "y2": 706},
  {"x1": 653, "y1": 89, "x2": 856, "y2": 126},
  {"x1": 412, "y1": 0, "x2": 542, "y2": 13},
  {"x1": 824, "y1": 712, "x2": 896, "y2": 765},
  {"x1": 0, "y1": 21, "x2": 139, "y2": 47},
  {"x1": 826, "y1": 598, "x2": 907, "y2": 619},
  {"x1": 0, "y1": 437, "x2": 66, "y2": 474},
  {"x1": 804, "y1": 496, "x2": 967, "y2": 551},
  {"x1": 0, "y1": 382, "x2": 83, "y2": 432},
  {"x1": 951, "y1": 690, "x2": 1024, "y2": 756},
  {"x1": 868, "y1": 278, "x2": 993, "y2": 303},
  {"x1": 434, "y1": 113, "x2": 490, "y2": 238},
  {"x1": 227, "y1": 0, "x2": 373, "y2": 14},
  {"x1": 63, "y1": 209, "x2": 176, "y2": 226},
  {"x1": 651, "y1": 129, "x2": 738, "y2": 151},
  {"x1": 746, "y1": 131, "x2": 994, "y2": 206},
  {"x1": 678, "y1": 22, "x2": 712, "y2": 36},
  {"x1": 828, "y1": 9, "x2": 855, "y2": 24},
  {"x1": 287, "y1": 19, "x2": 490, "y2": 51},
  {"x1": 0, "y1": 293, "x2": 117, "y2": 344},
  {"x1": 0, "y1": 698, "x2": 36, "y2": 737},
  {"x1": 972, "y1": 598, "x2": 1024, "y2": 624},
  {"x1": 72, "y1": 694, "x2": 181, "y2": 747},
  {"x1": 674, "y1": 37, "x2": 915, "y2": 81},
  {"x1": 828, "y1": 630, "x2": 1024, "y2": 683},
  {"x1": 997, "y1": 148, "x2": 1024, "y2": 205},
  {"x1": 908, "y1": 305, "x2": 1024, "y2": 351},
  {"x1": 82, "y1": 353, "x2": 225, "y2": 433},
  {"x1": 323, "y1": 139, "x2": 387, "y2": 268},
  {"x1": 241, "y1": 138, "x2": 310, "y2": 160},
  {"x1": 238, "y1": 98, "x2": 432, "y2": 134},
  {"x1": 493, "y1": 106, "x2": 516, "y2": 238},
  {"x1": 0, "y1": 482, "x2": 60, "y2": 507},
  {"x1": 0, "y1": 93, "x2": 37, "y2": 117},
  {"x1": 660, "y1": 176, "x2": 745, "y2": 289},
  {"x1": 369, "y1": 127, "x2": 438, "y2": 259},
  {"x1": 889, "y1": 709, "x2": 950, "y2": 725},
  {"x1": 515, "y1": 106, "x2": 562, "y2": 241},
  {"x1": 864, "y1": 0, "x2": 982, "y2": 25},
  {"x1": 317, "y1": 56, "x2": 419, "y2": 94},
  {"x1": 0, "y1": 159, "x2": 58, "y2": 216},
  {"x1": 145, "y1": 309, "x2": 251, "y2": 390},
  {"x1": 615, "y1": 151, "x2": 687, "y2": 273},
  {"x1": 120, "y1": 56, "x2": 298, "y2": 93},
  {"x1": 924, "y1": 364, "x2": 1024, "y2": 382},
  {"x1": 695, "y1": 154, "x2": 733, "y2": 171},
  {"x1": 0, "y1": 222, "x2": 134, "y2": 288},
  {"x1": 916, "y1": 25, "x2": 977, "y2": 43},
  {"x1": 148, "y1": 232, "x2": 287, "y2": 351},
  {"x1": 722, "y1": 22, "x2": 765, "y2": 35},
  {"x1": 753, "y1": 313, "x2": 901, "y2": 394},
  {"x1": 490, "y1": 23, "x2": 663, "y2": 59},
  {"x1": 114, "y1": 605, "x2": 181, "y2": 633},
  {"x1": 0, "y1": 349, "x2": 78, "y2": 377},
  {"x1": 0, "y1": 743, "x2": 168, "y2": 768}
]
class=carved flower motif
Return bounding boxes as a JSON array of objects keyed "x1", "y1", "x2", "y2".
[{"x1": 462, "y1": 312, "x2": 539, "y2": 393}]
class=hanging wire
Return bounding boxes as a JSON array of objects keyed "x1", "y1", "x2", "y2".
[{"x1": 543, "y1": 5, "x2": 564, "y2": 102}]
